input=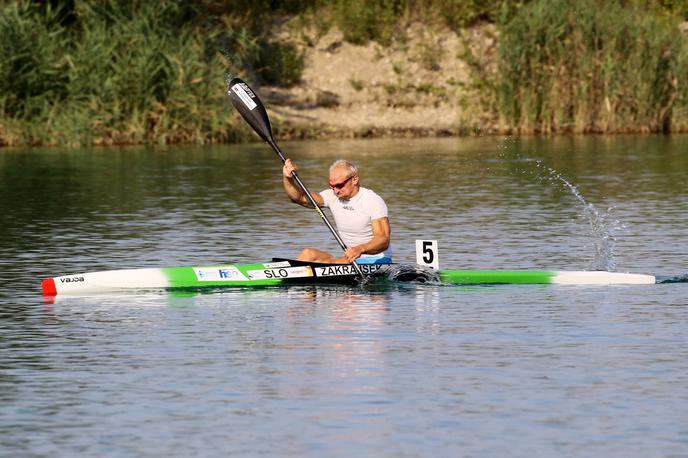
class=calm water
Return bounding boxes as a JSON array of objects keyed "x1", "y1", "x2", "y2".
[{"x1": 1, "y1": 136, "x2": 687, "y2": 457}]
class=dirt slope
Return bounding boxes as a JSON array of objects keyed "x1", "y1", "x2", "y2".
[{"x1": 262, "y1": 23, "x2": 498, "y2": 139}]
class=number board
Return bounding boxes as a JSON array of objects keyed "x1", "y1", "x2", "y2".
[{"x1": 415, "y1": 239, "x2": 439, "y2": 270}]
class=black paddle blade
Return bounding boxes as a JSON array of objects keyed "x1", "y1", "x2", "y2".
[{"x1": 227, "y1": 77, "x2": 273, "y2": 143}]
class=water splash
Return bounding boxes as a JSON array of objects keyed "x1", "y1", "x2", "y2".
[
  {"x1": 219, "y1": 46, "x2": 238, "y2": 93},
  {"x1": 536, "y1": 161, "x2": 624, "y2": 271},
  {"x1": 494, "y1": 138, "x2": 625, "y2": 271},
  {"x1": 224, "y1": 71, "x2": 235, "y2": 93},
  {"x1": 384, "y1": 264, "x2": 441, "y2": 284}
]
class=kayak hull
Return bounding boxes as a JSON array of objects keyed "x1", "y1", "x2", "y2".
[{"x1": 41, "y1": 259, "x2": 657, "y2": 296}]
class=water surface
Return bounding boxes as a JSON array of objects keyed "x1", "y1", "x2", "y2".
[{"x1": 1, "y1": 136, "x2": 687, "y2": 457}]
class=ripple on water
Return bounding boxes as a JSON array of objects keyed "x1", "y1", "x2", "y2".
[{"x1": 2, "y1": 137, "x2": 688, "y2": 456}]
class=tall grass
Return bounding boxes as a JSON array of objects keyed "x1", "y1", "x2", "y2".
[
  {"x1": 492, "y1": 0, "x2": 688, "y2": 133},
  {"x1": 0, "y1": 1, "x2": 303, "y2": 146},
  {"x1": 322, "y1": 0, "x2": 505, "y2": 45}
]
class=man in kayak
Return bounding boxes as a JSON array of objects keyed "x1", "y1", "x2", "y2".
[{"x1": 283, "y1": 158, "x2": 392, "y2": 264}]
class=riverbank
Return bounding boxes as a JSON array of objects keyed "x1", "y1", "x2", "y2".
[
  {"x1": 264, "y1": 16, "x2": 688, "y2": 140},
  {"x1": 1, "y1": 1, "x2": 687, "y2": 146},
  {"x1": 259, "y1": 22, "x2": 496, "y2": 140}
]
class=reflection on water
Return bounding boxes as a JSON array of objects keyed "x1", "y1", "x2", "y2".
[{"x1": 1, "y1": 136, "x2": 688, "y2": 456}]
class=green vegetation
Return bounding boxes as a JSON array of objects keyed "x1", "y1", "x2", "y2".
[
  {"x1": 321, "y1": 0, "x2": 505, "y2": 45},
  {"x1": 349, "y1": 78, "x2": 365, "y2": 92},
  {"x1": 481, "y1": 0, "x2": 688, "y2": 134},
  {"x1": 0, "y1": 0, "x2": 686, "y2": 146},
  {"x1": 0, "y1": 1, "x2": 304, "y2": 146}
]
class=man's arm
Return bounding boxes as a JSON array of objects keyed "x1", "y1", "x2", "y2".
[
  {"x1": 283, "y1": 159, "x2": 324, "y2": 208},
  {"x1": 344, "y1": 217, "x2": 391, "y2": 262}
]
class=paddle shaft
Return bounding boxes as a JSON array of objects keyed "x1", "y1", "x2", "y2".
[{"x1": 268, "y1": 140, "x2": 365, "y2": 278}]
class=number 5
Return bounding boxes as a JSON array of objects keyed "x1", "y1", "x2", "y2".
[{"x1": 416, "y1": 240, "x2": 439, "y2": 270}]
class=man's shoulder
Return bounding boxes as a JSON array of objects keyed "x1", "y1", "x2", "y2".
[
  {"x1": 319, "y1": 188, "x2": 336, "y2": 201},
  {"x1": 359, "y1": 187, "x2": 386, "y2": 202},
  {"x1": 358, "y1": 187, "x2": 388, "y2": 219}
]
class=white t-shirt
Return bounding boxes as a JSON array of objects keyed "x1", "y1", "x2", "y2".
[{"x1": 319, "y1": 186, "x2": 392, "y2": 259}]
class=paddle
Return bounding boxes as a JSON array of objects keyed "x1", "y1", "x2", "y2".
[{"x1": 226, "y1": 76, "x2": 365, "y2": 278}]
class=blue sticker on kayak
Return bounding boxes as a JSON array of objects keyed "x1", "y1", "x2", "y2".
[{"x1": 193, "y1": 266, "x2": 248, "y2": 282}]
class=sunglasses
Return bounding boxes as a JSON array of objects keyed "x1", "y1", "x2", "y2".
[{"x1": 329, "y1": 175, "x2": 354, "y2": 190}]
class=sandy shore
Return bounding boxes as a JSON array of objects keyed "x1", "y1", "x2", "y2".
[{"x1": 261, "y1": 23, "x2": 499, "y2": 139}]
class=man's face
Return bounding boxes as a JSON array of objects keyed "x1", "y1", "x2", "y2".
[{"x1": 329, "y1": 166, "x2": 358, "y2": 199}]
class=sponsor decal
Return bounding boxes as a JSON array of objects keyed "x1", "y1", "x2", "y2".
[
  {"x1": 314, "y1": 264, "x2": 383, "y2": 277},
  {"x1": 193, "y1": 266, "x2": 248, "y2": 282},
  {"x1": 247, "y1": 266, "x2": 313, "y2": 280},
  {"x1": 59, "y1": 276, "x2": 85, "y2": 283},
  {"x1": 231, "y1": 83, "x2": 257, "y2": 110},
  {"x1": 263, "y1": 261, "x2": 291, "y2": 268}
]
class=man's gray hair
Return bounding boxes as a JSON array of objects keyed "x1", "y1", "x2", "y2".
[{"x1": 329, "y1": 159, "x2": 359, "y2": 178}]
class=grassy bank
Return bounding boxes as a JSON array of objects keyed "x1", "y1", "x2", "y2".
[
  {"x1": 485, "y1": 0, "x2": 688, "y2": 134},
  {"x1": 0, "y1": 0, "x2": 687, "y2": 146},
  {"x1": 0, "y1": 1, "x2": 305, "y2": 146}
]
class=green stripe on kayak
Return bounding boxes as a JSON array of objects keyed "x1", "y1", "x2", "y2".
[
  {"x1": 162, "y1": 264, "x2": 284, "y2": 288},
  {"x1": 439, "y1": 270, "x2": 555, "y2": 284},
  {"x1": 160, "y1": 265, "x2": 557, "y2": 287}
]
